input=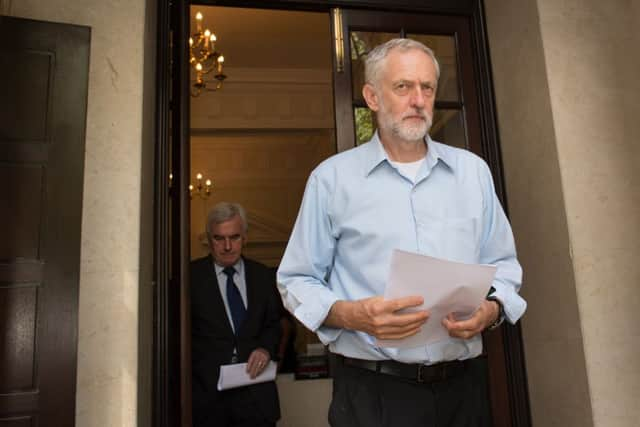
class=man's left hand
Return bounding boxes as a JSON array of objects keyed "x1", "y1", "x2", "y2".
[
  {"x1": 246, "y1": 348, "x2": 270, "y2": 379},
  {"x1": 442, "y1": 300, "x2": 500, "y2": 339}
]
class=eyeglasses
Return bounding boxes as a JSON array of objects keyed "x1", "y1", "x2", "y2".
[{"x1": 211, "y1": 234, "x2": 243, "y2": 245}]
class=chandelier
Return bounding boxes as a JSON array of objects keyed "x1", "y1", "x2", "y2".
[
  {"x1": 189, "y1": 12, "x2": 226, "y2": 97},
  {"x1": 190, "y1": 173, "x2": 212, "y2": 199}
]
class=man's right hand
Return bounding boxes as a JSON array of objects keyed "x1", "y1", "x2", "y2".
[{"x1": 325, "y1": 296, "x2": 429, "y2": 340}]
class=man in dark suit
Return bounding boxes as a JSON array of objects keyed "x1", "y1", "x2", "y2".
[{"x1": 191, "y1": 202, "x2": 282, "y2": 427}]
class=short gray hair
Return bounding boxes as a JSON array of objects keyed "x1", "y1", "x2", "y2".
[
  {"x1": 364, "y1": 38, "x2": 441, "y2": 87},
  {"x1": 206, "y1": 202, "x2": 248, "y2": 235}
]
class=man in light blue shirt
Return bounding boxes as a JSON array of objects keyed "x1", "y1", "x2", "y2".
[{"x1": 278, "y1": 38, "x2": 526, "y2": 427}]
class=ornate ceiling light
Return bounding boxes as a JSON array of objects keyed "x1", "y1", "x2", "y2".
[{"x1": 189, "y1": 12, "x2": 226, "y2": 97}]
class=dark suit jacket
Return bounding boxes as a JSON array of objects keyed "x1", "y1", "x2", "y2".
[{"x1": 191, "y1": 255, "x2": 281, "y2": 423}]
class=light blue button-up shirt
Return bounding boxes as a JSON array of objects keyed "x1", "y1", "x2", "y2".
[{"x1": 277, "y1": 133, "x2": 526, "y2": 364}]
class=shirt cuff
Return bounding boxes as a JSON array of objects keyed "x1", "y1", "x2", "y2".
[
  {"x1": 315, "y1": 324, "x2": 343, "y2": 345},
  {"x1": 287, "y1": 287, "x2": 341, "y2": 341},
  {"x1": 489, "y1": 283, "x2": 527, "y2": 324}
]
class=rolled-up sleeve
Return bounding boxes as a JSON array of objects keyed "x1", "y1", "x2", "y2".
[
  {"x1": 277, "y1": 173, "x2": 342, "y2": 344},
  {"x1": 478, "y1": 162, "x2": 527, "y2": 324}
]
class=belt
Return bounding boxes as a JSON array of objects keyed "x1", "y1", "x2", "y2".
[{"x1": 336, "y1": 354, "x2": 467, "y2": 384}]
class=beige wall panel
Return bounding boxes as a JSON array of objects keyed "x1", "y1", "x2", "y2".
[
  {"x1": 484, "y1": 1, "x2": 593, "y2": 426},
  {"x1": 536, "y1": 1, "x2": 640, "y2": 426}
]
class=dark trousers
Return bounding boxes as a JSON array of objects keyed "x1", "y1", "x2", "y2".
[
  {"x1": 193, "y1": 386, "x2": 275, "y2": 427},
  {"x1": 328, "y1": 357, "x2": 492, "y2": 427}
]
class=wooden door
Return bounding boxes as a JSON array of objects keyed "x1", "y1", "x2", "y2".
[
  {"x1": 0, "y1": 16, "x2": 90, "y2": 427},
  {"x1": 330, "y1": 8, "x2": 529, "y2": 427}
]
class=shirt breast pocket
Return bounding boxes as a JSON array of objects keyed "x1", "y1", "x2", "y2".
[{"x1": 416, "y1": 215, "x2": 480, "y2": 264}]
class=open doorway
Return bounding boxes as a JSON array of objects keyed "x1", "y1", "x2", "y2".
[
  {"x1": 188, "y1": 6, "x2": 335, "y2": 426},
  {"x1": 155, "y1": 1, "x2": 530, "y2": 426}
]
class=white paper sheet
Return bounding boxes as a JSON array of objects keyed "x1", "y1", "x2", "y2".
[
  {"x1": 217, "y1": 361, "x2": 278, "y2": 391},
  {"x1": 376, "y1": 250, "x2": 497, "y2": 349}
]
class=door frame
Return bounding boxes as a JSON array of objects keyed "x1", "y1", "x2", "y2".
[
  {"x1": 154, "y1": 0, "x2": 192, "y2": 426},
  {"x1": 153, "y1": 1, "x2": 531, "y2": 426}
]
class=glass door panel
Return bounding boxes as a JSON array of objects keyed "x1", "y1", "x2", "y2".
[
  {"x1": 350, "y1": 31, "x2": 398, "y2": 99},
  {"x1": 332, "y1": 9, "x2": 483, "y2": 155},
  {"x1": 431, "y1": 109, "x2": 467, "y2": 149},
  {"x1": 408, "y1": 33, "x2": 460, "y2": 102}
]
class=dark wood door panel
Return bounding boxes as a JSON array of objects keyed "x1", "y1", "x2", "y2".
[
  {"x1": 0, "y1": 416, "x2": 35, "y2": 427},
  {"x1": 0, "y1": 164, "x2": 45, "y2": 259},
  {"x1": 0, "y1": 15, "x2": 90, "y2": 426},
  {"x1": 0, "y1": 286, "x2": 38, "y2": 393},
  {"x1": 0, "y1": 49, "x2": 53, "y2": 143}
]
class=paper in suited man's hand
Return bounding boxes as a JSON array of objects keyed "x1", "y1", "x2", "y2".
[{"x1": 217, "y1": 361, "x2": 277, "y2": 391}]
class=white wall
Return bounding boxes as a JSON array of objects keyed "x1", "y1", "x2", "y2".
[{"x1": 6, "y1": 1, "x2": 154, "y2": 426}]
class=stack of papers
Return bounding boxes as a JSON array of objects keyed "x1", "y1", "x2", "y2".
[{"x1": 376, "y1": 250, "x2": 497, "y2": 348}]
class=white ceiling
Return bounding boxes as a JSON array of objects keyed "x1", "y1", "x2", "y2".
[{"x1": 190, "y1": 6, "x2": 333, "y2": 69}]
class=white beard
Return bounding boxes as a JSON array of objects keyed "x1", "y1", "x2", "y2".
[{"x1": 377, "y1": 101, "x2": 432, "y2": 143}]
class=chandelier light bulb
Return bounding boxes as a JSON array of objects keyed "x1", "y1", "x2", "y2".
[
  {"x1": 195, "y1": 63, "x2": 203, "y2": 71},
  {"x1": 210, "y1": 34, "x2": 216, "y2": 42},
  {"x1": 189, "y1": 37, "x2": 193, "y2": 46},
  {"x1": 217, "y1": 56, "x2": 224, "y2": 63},
  {"x1": 195, "y1": 12, "x2": 203, "y2": 21},
  {"x1": 205, "y1": 179, "x2": 212, "y2": 187},
  {"x1": 204, "y1": 29, "x2": 211, "y2": 38},
  {"x1": 196, "y1": 173, "x2": 203, "y2": 180}
]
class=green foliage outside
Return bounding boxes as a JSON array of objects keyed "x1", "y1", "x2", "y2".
[{"x1": 355, "y1": 108, "x2": 375, "y2": 145}]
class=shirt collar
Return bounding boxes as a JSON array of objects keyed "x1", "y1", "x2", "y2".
[
  {"x1": 212, "y1": 256, "x2": 245, "y2": 277},
  {"x1": 363, "y1": 132, "x2": 455, "y2": 176},
  {"x1": 426, "y1": 137, "x2": 455, "y2": 172}
]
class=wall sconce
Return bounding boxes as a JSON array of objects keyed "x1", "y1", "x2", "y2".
[{"x1": 190, "y1": 173, "x2": 212, "y2": 199}]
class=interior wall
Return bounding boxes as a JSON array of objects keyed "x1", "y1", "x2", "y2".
[
  {"x1": 190, "y1": 130, "x2": 335, "y2": 266},
  {"x1": 7, "y1": 1, "x2": 152, "y2": 426},
  {"x1": 485, "y1": 1, "x2": 640, "y2": 426}
]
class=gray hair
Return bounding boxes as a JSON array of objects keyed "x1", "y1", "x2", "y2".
[
  {"x1": 206, "y1": 202, "x2": 248, "y2": 235},
  {"x1": 364, "y1": 38, "x2": 441, "y2": 87}
]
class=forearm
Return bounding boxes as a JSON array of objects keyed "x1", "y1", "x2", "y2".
[{"x1": 323, "y1": 300, "x2": 355, "y2": 329}]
